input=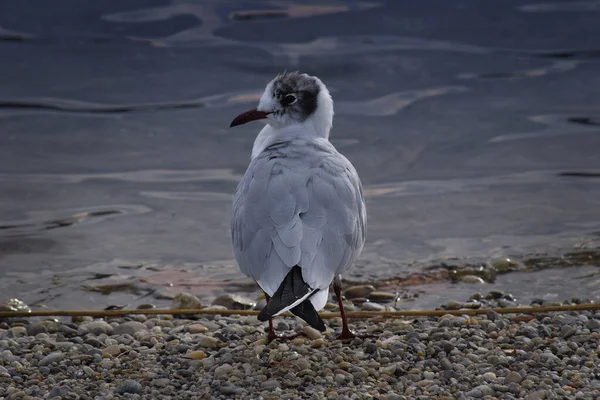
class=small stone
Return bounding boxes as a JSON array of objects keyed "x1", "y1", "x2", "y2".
[
  {"x1": 82, "y1": 366, "x2": 94, "y2": 377},
  {"x1": 365, "y1": 342, "x2": 378, "y2": 354},
  {"x1": 212, "y1": 294, "x2": 256, "y2": 310},
  {"x1": 302, "y1": 326, "x2": 322, "y2": 340},
  {"x1": 367, "y1": 291, "x2": 397, "y2": 303},
  {"x1": 561, "y1": 325, "x2": 577, "y2": 339},
  {"x1": 334, "y1": 374, "x2": 346, "y2": 384},
  {"x1": 27, "y1": 323, "x2": 47, "y2": 336},
  {"x1": 586, "y1": 319, "x2": 599, "y2": 330},
  {"x1": 261, "y1": 379, "x2": 280, "y2": 389},
  {"x1": 198, "y1": 335, "x2": 224, "y2": 348},
  {"x1": 8, "y1": 326, "x2": 27, "y2": 338},
  {"x1": 344, "y1": 285, "x2": 376, "y2": 299},
  {"x1": 83, "y1": 320, "x2": 113, "y2": 336},
  {"x1": 0, "y1": 366, "x2": 10, "y2": 378},
  {"x1": 0, "y1": 298, "x2": 30, "y2": 313},
  {"x1": 39, "y1": 352, "x2": 64, "y2": 367},
  {"x1": 311, "y1": 338, "x2": 325, "y2": 348},
  {"x1": 461, "y1": 275, "x2": 485, "y2": 284},
  {"x1": 116, "y1": 379, "x2": 142, "y2": 394},
  {"x1": 185, "y1": 350, "x2": 207, "y2": 360},
  {"x1": 215, "y1": 363, "x2": 233, "y2": 378},
  {"x1": 381, "y1": 365, "x2": 397, "y2": 375},
  {"x1": 521, "y1": 379, "x2": 536, "y2": 389},
  {"x1": 113, "y1": 321, "x2": 147, "y2": 336},
  {"x1": 446, "y1": 300, "x2": 464, "y2": 310},
  {"x1": 361, "y1": 302, "x2": 386, "y2": 311},
  {"x1": 474, "y1": 384, "x2": 493, "y2": 396},
  {"x1": 483, "y1": 372, "x2": 497, "y2": 381},
  {"x1": 525, "y1": 390, "x2": 547, "y2": 400},
  {"x1": 294, "y1": 358, "x2": 311, "y2": 370},
  {"x1": 505, "y1": 371, "x2": 523, "y2": 384},
  {"x1": 48, "y1": 385, "x2": 71, "y2": 398},
  {"x1": 518, "y1": 325, "x2": 539, "y2": 338},
  {"x1": 383, "y1": 394, "x2": 403, "y2": 400},
  {"x1": 171, "y1": 292, "x2": 202, "y2": 309},
  {"x1": 187, "y1": 324, "x2": 209, "y2": 334},
  {"x1": 102, "y1": 344, "x2": 121, "y2": 357}
]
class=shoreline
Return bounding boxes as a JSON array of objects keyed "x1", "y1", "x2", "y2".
[{"x1": 1, "y1": 297, "x2": 599, "y2": 399}]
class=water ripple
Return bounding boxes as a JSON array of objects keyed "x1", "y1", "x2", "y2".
[
  {"x1": 0, "y1": 205, "x2": 151, "y2": 237},
  {"x1": 458, "y1": 61, "x2": 578, "y2": 80},
  {"x1": 489, "y1": 114, "x2": 600, "y2": 143},
  {"x1": 0, "y1": 169, "x2": 242, "y2": 184},
  {"x1": 337, "y1": 86, "x2": 469, "y2": 117},
  {"x1": 519, "y1": 1, "x2": 600, "y2": 12}
]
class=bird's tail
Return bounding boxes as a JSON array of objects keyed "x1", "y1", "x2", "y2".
[{"x1": 257, "y1": 265, "x2": 326, "y2": 332}]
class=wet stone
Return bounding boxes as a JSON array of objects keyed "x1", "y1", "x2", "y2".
[
  {"x1": 367, "y1": 291, "x2": 397, "y2": 303},
  {"x1": 171, "y1": 292, "x2": 202, "y2": 309},
  {"x1": 212, "y1": 294, "x2": 256, "y2": 310},
  {"x1": 361, "y1": 302, "x2": 386, "y2": 311},
  {"x1": 344, "y1": 285, "x2": 376, "y2": 299},
  {"x1": 0, "y1": 298, "x2": 31, "y2": 313}
]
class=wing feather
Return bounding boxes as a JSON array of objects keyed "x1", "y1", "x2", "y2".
[{"x1": 232, "y1": 140, "x2": 366, "y2": 297}]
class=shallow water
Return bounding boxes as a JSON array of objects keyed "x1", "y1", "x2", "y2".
[{"x1": 1, "y1": 0, "x2": 599, "y2": 311}]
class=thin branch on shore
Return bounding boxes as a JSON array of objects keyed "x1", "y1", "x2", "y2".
[{"x1": 0, "y1": 303, "x2": 598, "y2": 319}]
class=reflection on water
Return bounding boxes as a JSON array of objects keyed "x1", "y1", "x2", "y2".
[{"x1": 1, "y1": 0, "x2": 599, "y2": 311}]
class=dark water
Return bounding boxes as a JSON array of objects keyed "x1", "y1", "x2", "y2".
[{"x1": 1, "y1": 0, "x2": 599, "y2": 311}]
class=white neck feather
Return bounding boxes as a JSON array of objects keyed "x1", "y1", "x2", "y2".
[{"x1": 251, "y1": 84, "x2": 334, "y2": 160}]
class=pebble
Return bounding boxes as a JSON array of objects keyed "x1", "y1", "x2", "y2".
[
  {"x1": 212, "y1": 294, "x2": 256, "y2": 310},
  {"x1": 112, "y1": 321, "x2": 147, "y2": 336},
  {"x1": 344, "y1": 285, "x2": 376, "y2": 299},
  {"x1": 461, "y1": 275, "x2": 485, "y2": 284},
  {"x1": 171, "y1": 292, "x2": 203, "y2": 309},
  {"x1": 38, "y1": 352, "x2": 64, "y2": 367},
  {"x1": 506, "y1": 371, "x2": 523, "y2": 383},
  {"x1": 261, "y1": 379, "x2": 280, "y2": 389},
  {"x1": 214, "y1": 363, "x2": 233, "y2": 378},
  {"x1": 116, "y1": 379, "x2": 142, "y2": 394},
  {"x1": 8, "y1": 326, "x2": 27, "y2": 338},
  {"x1": 361, "y1": 302, "x2": 386, "y2": 311},
  {"x1": 302, "y1": 326, "x2": 322, "y2": 340},
  {"x1": 367, "y1": 291, "x2": 397, "y2": 303},
  {"x1": 0, "y1": 297, "x2": 597, "y2": 400},
  {"x1": 198, "y1": 335, "x2": 224, "y2": 348},
  {"x1": 102, "y1": 344, "x2": 121, "y2": 357},
  {"x1": 82, "y1": 320, "x2": 113, "y2": 336},
  {"x1": 187, "y1": 324, "x2": 209, "y2": 334}
]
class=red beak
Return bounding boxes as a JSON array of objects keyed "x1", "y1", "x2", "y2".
[{"x1": 230, "y1": 108, "x2": 271, "y2": 127}]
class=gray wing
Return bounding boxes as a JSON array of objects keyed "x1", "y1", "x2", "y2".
[{"x1": 231, "y1": 141, "x2": 366, "y2": 296}]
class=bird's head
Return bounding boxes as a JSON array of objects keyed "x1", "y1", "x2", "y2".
[{"x1": 230, "y1": 72, "x2": 334, "y2": 138}]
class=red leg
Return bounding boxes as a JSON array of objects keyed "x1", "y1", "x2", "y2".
[
  {"x1": 264, "y1": 294, "x2": 305, "y2": 343},
  {"x1": 333, "y1": 276, "x2": 377, "y2": 341}
]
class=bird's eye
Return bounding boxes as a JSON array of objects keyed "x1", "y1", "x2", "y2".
[{"x1": 282, "y1": 94, "x2": 297, "y2": 106}]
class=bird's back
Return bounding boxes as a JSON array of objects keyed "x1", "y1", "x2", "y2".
[{"x1": 232, "y1": 138, "x2": 366, "y2": 297}]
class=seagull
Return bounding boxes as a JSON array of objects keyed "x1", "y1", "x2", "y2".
[{"x1": 230, "y1": 72, "x2": 367, "y2": 341}]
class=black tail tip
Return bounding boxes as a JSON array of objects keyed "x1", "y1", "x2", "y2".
[
  {"x1": 257, "y1": 309, "x2": 271, "y2": 322},
  {"x1": 313, "y1": 318, "x2": 326, "y2": 332}
]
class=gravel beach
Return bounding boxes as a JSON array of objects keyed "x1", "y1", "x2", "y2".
[{"x1": 1, "y1": 295, "x2": 599, "y2": 400}]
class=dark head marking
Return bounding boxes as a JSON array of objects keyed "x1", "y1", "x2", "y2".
[{"x1": 271, "y1": 72, "x2": 320, "y2": 121}]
